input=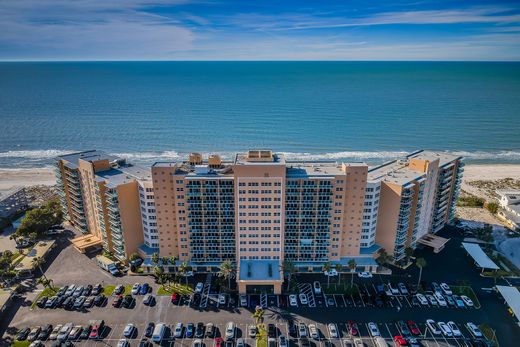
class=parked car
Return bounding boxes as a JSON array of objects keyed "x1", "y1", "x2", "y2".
[
  {"x1": 214, "y1": 337, "x2": 223, "y2": 347},
  {"x1": 426, "y1": 320, "x2": 441, "y2": 335},
  {"x1": 368, "y1": 322, "x2": 380, "y2": 337},
  {"x1": 145, "y1": 322, "x2": 155, "y2": 338},
  {"x1": 139, "y1": 283, "x2": 150, "y2": 295},
  {"x1": 195, "y1": 322, "x2": 205, "y2": 338},
  {"x1": 440, "y1": 283, "x2": 453, "y2": 295},
  {"x1": 453, "y1": 295, "x2": 465, "y2": 308},
  {"x1": 407, "y1": 320, "x2": 420, "y2": 336},
  {"x1": 425, "y1": 294, "x2": 438, "y2": 306},
  {"x1": 57, "y1": 323, "x2": 73, "y2": 341},
  {"x1": 68, "y1": 325, "x2": 83, "y2": 340},
  {"x1": 416, "y1": 294, "x2": 428, "y2": 306},
  {"x1": 434, "y1": 293, "x2": 447, "y2": 307},
  {"x1": 114, "y1": 285, "x2": 125, "y2": 295},
  {"x1": 62, "y1": 297, "x2": 74, "y2": 310},
  {"x1": 287, "y1": 322, "x2": 297, "y2": 337},
  {"x1": 298, "y1": 323, "x2": 307, "y2": 337},
  {"x1": 268, "y1": 324, "x2": 276, "y2": 338},
  {"x1": 397, "y1": 320, "x2": 410, "y2": 336},
  {"x1": 239, "y1": 294, "x2": 247, "y2": 307},
  {"x1": 289, "y1": 294, "x2": 298, "y2": 306},
  {"x1": 171, "y1": 293, "x2": 179, "y2": 304},
  {"x1": 131, "y1": 283, "x2": 141, "y2": 295},
  {"x1": 112, "y1": 295, "x2": 123, "y2": 307},
  {"x1": 123, "y1": 324, "x2": 136, "y2": 338},
  {"x1": 194, "y1": 282, "x2": 204, "y2": 293},
  {"x1": 72, "y1": 286, "x2": 84, "y2": 297},
  {"x1": 394, "y1": 335, "x2": 407, "y2": 346},
  {"x1": 327, "y1": 296, "x2": 335, "y2": 306},
  {"x1": 174, "y1": 323, "x2": 183, "y2": 338},
  {"x1": 27, "y1": 327, "x2": 42, "y2": 342},
  {"x1": 313, "y1": 281, "x2": 322, "y2": 295},
  {"x1": 49, "y1": 325, "x2": 62, "y2": 340},
  {"x1": 437, "y1": 322, "x2": 453, "y2": 337},
  {"x1": 64, "y1": 285, "x2": 76, "y2": 296},
  {"x1": 117, "y1": 339, "x2": 130, "y2": 347},
  {"x1": 143, "y1": 294, "x2": 154, "y2": 306},
  {"x1": 83, "y1": 284, "x2": 93, "y2": 296},
  {"x1": 347, "y1": 321, "x2": 359, "y2": 336},
  {"x1": 445, "y1": 295, "x2": 456, "y2": 307},
  {"x1": 94, "y1": 294, "x2": 105, "y2": 306},
  {"x1": 461, "y1": 295, "x2": 474, "y2": 307},
  {"x1": 279, "y1": 335, "x2": 288, "y2": 347},
  {"x1": 248, "y1": 324, "x2": 257, "y2": 338},
  {"x1": 36, "y1": 296, "x2": 48, "y2": 308},
  {"x1": 328, "y1": 323, "x2": 339, "y2": 338},
  {"x1": 92, "y1": 283, "x2": 103, "y2": 295},
  {"x1": 83, "y1": 296, "x2": 95, "y2": 308},
  {"x1": 39, "y1": 324, "x2": 53, "y2": 340},
  {"x1": 308, "y1": 324, "x2": 319, "y2": 340},
  {"x1": 388, "y1": 283, "x2": 399, "y2": 295},
  {"x1": 122, "y1": 294, "x2": 133, "y2": 308},
  {"x1": 465, "y1": 322, "x2": 483, "y2": 338},
  {"x1": 219, "y1": 293, "x2": 227, "y2": 305},
  {"x1": 80, "y1": 326, "x2": 91, "y2": 339},
  {"x1": 431, "y1": 282, "x2": 442, "y2": 294},
  {"x1": 225, "y1": 322, "x2": 235, "y2": 339},
  {"x1": 206, "y1": 323, "x2": 214, "y2": 338},
  {"x1": 45, "y1": 296, "x2": 58, "y2": 308},
  {"x1": 299, "y1": 293, "x2": 308, "y2": 305},
  {"x1": 398, "y1": 283, "x2": 409, "y2": 295},
  {"x1": 447, "y1": 322, "x2": 462, "y2": 337},
  {"x1": 357, "y1": 271, "x2": 372, "y2": 278},
  {"x1": 324, "y1": 269, "x2": 338, "y2": 277},
  {"x1": 194, "y1": 339, "x2": 205, "y2": 347},
  {"x1": 73, "y1": 296, "x2": 87, "y2": 310},
  {"x1": 186, "y1": 323, "x2": 195, "y2": 338}
]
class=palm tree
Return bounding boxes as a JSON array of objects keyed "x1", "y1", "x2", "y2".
[
  {"x1": 348, "y1": 259, "x2": 357, "y2": 287},
  {"x1": 252, "y1": 307, "x2": 264, "y2": 324},
  {"x1": 151, "y1": 252, "x2": 159, "y2": 265},
  {"x1": 169, "y1": 256, "x2": 177, "y2": 273},
  {"x1": 179, "y1": 262, "x2": 191, "y2": 285},
  {"x1": 37, "y1": 277, "x2": 54, "y2": 291},
  {"x1": 32, "y1": 256, "x2": 48, "y2": 281},
  {"x1": 416, "y1": 257, "x2": 427, "y2": 287},
  {"x1": 335, "y1": 264, "x2": 343, "y2": 284},
  {"x1": 218, "y1": 260, "x2": 235, "y2": 290},
  {"x1": 154, "y1": 266, "x2": 165, "y2": 285},
  {"x1": 322, "y1": 262, "x2": 332, "y2": 286},
  {"x1": 376, "y1": 248, "x2": 392, "y2": 269},
  {"x1": 281, "y1": 260, "x2": 297, "y2": 291},
  {"x1": 404, "y1": 247, "x2": 414, "y2": 264}
]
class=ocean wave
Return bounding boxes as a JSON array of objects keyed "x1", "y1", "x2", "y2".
[{"x1": 1, "y1": 149, "x2": 520, "y2": 164}]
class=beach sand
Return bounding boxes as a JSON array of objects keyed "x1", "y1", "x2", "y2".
[{"x1": 0, "y1": 167, "x2": 56, "y2": 197}]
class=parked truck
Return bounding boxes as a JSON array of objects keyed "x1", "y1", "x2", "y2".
[{"x1": 96, "y1": 255, "x2": 120, "y2": 276}]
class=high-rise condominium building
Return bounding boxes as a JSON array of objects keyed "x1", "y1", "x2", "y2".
[{"x1": 56, "y1": 149, "x2": 463, "y2": 294}]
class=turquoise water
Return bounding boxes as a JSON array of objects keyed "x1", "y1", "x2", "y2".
[{"x1": 0, "y1": 61, "x2": 519, "y2": 168}]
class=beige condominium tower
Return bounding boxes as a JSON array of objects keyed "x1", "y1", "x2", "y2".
[{"x1": 57, "y1": 149, "x2": 462, "y2": 294}]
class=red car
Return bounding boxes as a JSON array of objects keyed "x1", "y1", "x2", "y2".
[
  {"x1": 407, "y1": 320, "x2": 420, "y2": 336},
  {"x1": 171, "y1": 293, "x2": 179, "y2": 304},
  {"x1": 112, "y1": 295, "x2": 123, "y2": 307},
  {"x1": 89, "y1": 326, "x2": 100, "y2": 339},
  {"x1": 394, "y1": 336, "x2": 408, "y2": 346},
  {"x1": 214, "y1": 337, "x2": 223, "y2": 347},
  {"x1": 347, "y1": 321, "x2": 359, "y2": 336}
]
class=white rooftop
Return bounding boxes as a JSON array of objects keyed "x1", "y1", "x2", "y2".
[
  {"x1": 461, "y1": 242, "x2": 500, "y2": 270},
  {"x1": 496, "y1": 286, "x2": 520, "y2": 321}
]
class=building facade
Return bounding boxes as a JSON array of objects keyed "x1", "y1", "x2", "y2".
[{"x1": 57, "y1": 149, "x2": 463, "y2": 293}]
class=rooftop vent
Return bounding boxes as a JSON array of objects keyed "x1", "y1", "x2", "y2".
[
  {"x1": 189, "y1": 153, "x2": 203, "y2": 166},
  {"x1": 208, "y1": 154, "x2": 222, "y2": 169},
  {"x1": 246, "y1": 149, "x2": 274, "y2": 162}
]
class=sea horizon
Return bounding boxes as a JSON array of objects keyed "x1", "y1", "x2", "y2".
[{"x1": 1, "y1": 61, "x2": 519, "y2": 168}]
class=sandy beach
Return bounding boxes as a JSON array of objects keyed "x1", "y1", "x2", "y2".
[{"x1": 0, "y1": 167, "x2": 56, "y2": 197}]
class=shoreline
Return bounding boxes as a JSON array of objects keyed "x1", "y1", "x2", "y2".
[{"x1": 2, "y1": 163, "x2": 520, "y2": 197}]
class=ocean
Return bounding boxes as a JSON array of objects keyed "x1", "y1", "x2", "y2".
[{"x1": 0, "y1": 61, "x2": 519, "y2": 168}]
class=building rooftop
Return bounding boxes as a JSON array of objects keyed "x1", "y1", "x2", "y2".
[
  {"x1": 368, "y1": 160, "x2": 426, "y2": 187},
  {"x1": 58, "y1": 150, "x2": 122, "y2": 169},
  {"x1": 96, "y1": 164, "x2": 151, "y2": 187},
  {"x1": 286, "y1": 161, "x2": 363, "y2": 178},
  {"x1": 235, "y1": 151, "x2": 286, "y2": 166},
  {"x1": 407, "y1": 150, "x2": 463, "y2": 168},
  {"x1": 239, "y1": 259, "x2": 281, "y2": 281}
]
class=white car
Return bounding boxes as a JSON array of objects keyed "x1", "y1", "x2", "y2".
[
  {"x1": 426, "y1": 319, "x2": 441, "y2": 335},
  {"x1": 298, "y1": 323, "x2": 307, "y2": 337},
  {"x1": 225, "y1": 322, "x2": 235, "y2": 339},
  {"x1": 324, "y1": 269, "x2": 338, "y2": 277},
  {"x1": 388, "y1": 283, "x2": 399, "y2": 295},
  {"x1": 299, "y1": 293, "x2": 308, "y2": 305},
  {"x1": 174, "y1": 323, "x2": 183, "y2": 338},
  {"x1": 342, "y1": 339, "x2": 354, "y2": 347},
  {"x1": 289, "y1": 294, "x2": 298, "y2": 307},
  {"x1": 434, "y1": 293, "x2": 447, "y2": 307},
  {"x1": 426, "y1": 294, "x2": 438, "y2": 306},
  {"x1": 219, "y1": 293, "x2": 227, "y2": 305},
  {"x1": 353, "y1": 339, "x2": 363, "y2": 347},
  {"x1": 437, "y1": 322, "x2": 452, "y2": 337},
  {"x1": 357, "y1": 271, "x2": 372, "y2": 278},
  {"x1": 398, "y1": 283, "x2": 408, "y2": 295},
  {"x1": 249, "y1": 325, "x2": 257, "y2": 338},
  {"x1": 194, "y1": 282, "x2": 204, "y2": 293},
  {"x1": 308, "y1": 324, "x2": 319, "y2": 339},
  {"x1": 123, "y1": 324, "x2": 135, "y2": 338},
  {"x1": 50, "y1": 325, "x2": 62, "y2": 340},
  {"x1": 440, "y1": 283, "x2": 453, "y2": 295},
  {"x1": 465, "y1": 322, "x2": 483, "y2": 338},
  {"x1": 313, "y1": 281, "x2": 322, "y2": 295},
  {"x1": 460, "y1": 295, "x2": 474, "y2": 307},
  {"x1": 131, "y1": 283, "x2": 140, "y2": 295},
  {"x1": 117, "y1": 339, "x2": 129, "y2": 347},
  {"x1": 416, "y1": 294, "x2": 428, "y2": 306},
  {"x1": 328, "y1": 323, "x2": 339, "y2": 339},
  {"x1": 447, "y1": 322, "x2": 461, "y2": 337},
  {"x1": 65, "y1": 285, "x2": 76, "y2": 296},
  {"x1": 368, "y1": 322, "x2": 380, "y2": 337},
  {"x1": 240, "y1": 294, "x2": 248, "y2": 307},
  {"x1": 57, "y1": 323, "x2": 73, "y2": 341}
]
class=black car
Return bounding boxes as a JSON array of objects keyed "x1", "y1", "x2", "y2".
[
  {"x1": 192, "y1": 294, "x2": 201, "y2": 306},
  {"x1": 145, "y1": 322, "x2": 155, "y2": 338},
  {"x1": 62, "y1": 296, "x2": 74, "y2": 310},
  {"x1": 36, "y1": 296, "x2": 48, "y2": 308},
  {"x1": 374, "y1": 295, "x2": 384, "y2": 308},
  {"x1": 83, "y1": 284, "x2": 93, "y2": 296},
  {"x1": 17, "y1": 327, "x2": 30, "y2": 341},
  {"x1": 94, "y1": 294, "x2": 105, "y2": 306},
  {"x1": 39, "y1": 324, "x2": 53, "y2": 340},
  {"x1": 123, "y1": 294, "x2": 133, "y2": 308},
  {"x1": 300, "y1": 338, "x2": 311, "y2": 347},
  {"x1": 195, "y1": 322, "x2": 205, "y2": 338},
  {"x1": 55, "y1": 295, "x2": 66, "y2": 307},
  {"x1": 138, "y1": 339, "x2": 152, "y2": 347},
  {"x1": 80, "y1": 326, "x2": 92, "y2": 339},
  {"x1": 57, "y1": 286, "x2": 68, "y2": 296},
  {"x1": 268, "y1": 324, "x2": 276, "y2": 338},
  {"x1": 287, "y1": 322, "x2": 297, "y2": 337}
]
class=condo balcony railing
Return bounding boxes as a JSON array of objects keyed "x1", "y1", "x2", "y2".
[{"x1": 109, "y1": 218, "x2": 121, "y2": 228}]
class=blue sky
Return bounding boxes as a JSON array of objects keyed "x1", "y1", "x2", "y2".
[{"x1": 1, "y1": 0, "x2": 520, "y2": 60}]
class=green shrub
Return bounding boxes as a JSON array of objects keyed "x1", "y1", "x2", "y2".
[
  {"x1": 457, "y1": 196, "x2": 485, "y2": 208},
  {"x1": 485, "y1": 202, "x2": 499, "y2": 214}
]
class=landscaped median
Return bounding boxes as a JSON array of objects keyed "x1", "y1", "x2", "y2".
[
  {"x1": 452, "y1": 285, "x2": 481, "y2": 309},
  {"x1": 323, "y1": 283, "x2": 359, "y2": 295},
  {"x1": 12, "y1": 341, "x2": 30, "y2": 347},
  {"x1": 31, "y1": 287, "x2": 58, "y2": 309},
  {"x1": 157, "y1": 283, "x2": 193, "y2": 296},
  {"x1": 479, "y1": 323, "x2": 499, "y2": 347},
  {"x1": 103, "y1": 284, "x2": 133, "y2": 296}
]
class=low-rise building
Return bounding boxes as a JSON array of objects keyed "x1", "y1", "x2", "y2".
[{"x1": 497, "y1": 190, "x2": 520, "y2": 230}]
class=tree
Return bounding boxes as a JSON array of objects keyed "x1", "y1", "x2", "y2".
[
  {"x1": 129, "y1": 253, "x2": 140, "y2": 261},
  {"x1": 151, "y1": 252, "x2": 159, "y2": 265},
  {"x1": 32, "y1": 256, "x2": 48, "y2": 282},
  {"x1": 169, "y1": 256, "x2": 177, "y2": 272},
  {"x1": 489, "y1": 270, "x2": 502, "y2": 284},
  {"x1": 179, "y1": 262, "x2": 192, "y2": 285},
  {"x1": 416, "y1": 257, "x2": 427, "y2": 287},
  {"x1": 485, "y1": 202, "x2": 499, "y2": 214},
  {"x1": 161, "y1": 256, "x2": 169, "y2": 266},
  {"x1": 37, "y1": 277, "x2": 54, "y2": 291},
  {"x1": 218, "y1": 260, "x2": 236, "y2": 290},
  {"x1": 347, "y1": 259, "x2": 357, "y2": 287},
  {"x1": 281, "y1": 260, "x2": 297, "y2": 291},
  {"x1": 154, "y1": 266, "x2": 165, "y2": 285},
  {"x1": 322, "y1": 262, "x2": 332, "y2": 286},
  {"x1": 335, "y1": 264, "x2": 343, "y2": 285},
  {"x1": 404, "y1": 247, "x2": 414, "y2": 264},
  {"x1": 376, "y1": 248, "x2": 392, "y2": 269},
  {"x1": 252, "y1": 307, "x2": 264, "y2": 324},
  {"x1": 16, "y1": 198, "x2": 62, "y2": 237}
]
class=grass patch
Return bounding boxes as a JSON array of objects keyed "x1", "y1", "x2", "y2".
[
  {"x1": 479, "y1": 323, "x2": 499, "y2": 347},
  {"x1": 452, "y1": 286, "x2": 481, "y2": 309},
  {"x1": 323, "y1": 283, "x2": 359, "y2": 295},
  {"x1": 157, "y1": 283, "x2": 193, "y2": 296},
  {"x1": 31, "y1": 287, "x2": 58, "y2": 309},
  {"x1": 12, "y1": 341, "x2": 30, "y2": 347},
  {"x1": 457, "y1": 196, "x2": 485, "y2": 208}
]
